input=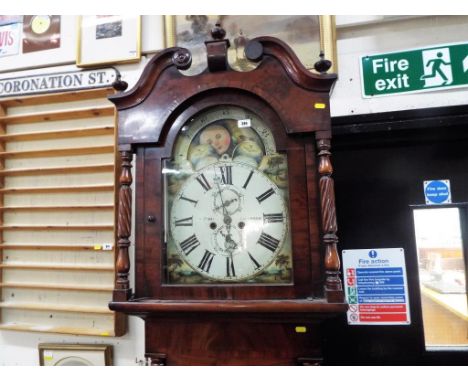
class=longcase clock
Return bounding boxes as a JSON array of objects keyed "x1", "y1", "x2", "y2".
[{"x1": 108, "y1": 24, "x2": 347, "y2": 366}]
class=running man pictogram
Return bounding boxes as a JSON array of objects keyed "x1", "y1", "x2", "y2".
[{"x1": 420, "y1": 48, "x2": 453, "y2": 87}]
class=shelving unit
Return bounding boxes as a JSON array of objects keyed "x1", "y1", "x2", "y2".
[{"x1": 0, "y1": 88, "x2": 125, "y2": 336}]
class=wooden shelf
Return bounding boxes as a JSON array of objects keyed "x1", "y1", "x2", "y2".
[
  {"x1": 0, "y1": 225, "x2": 114, "y2": 231},
  {"x1": 0, "y1": 145, "x2": 114, "y2": 159},
  {"x1": 0, "y1": 126, "x2": 114, "y2": 142},
  {"x1": 0, "y1": 87, "x2": 121, "y2": 337},
  {"x1": 0, "y1": 164, "x2": 114, "y2": 176},
  {"x1": 0, "y1": 263, "x2": 114, "y2": 271},
  {"x1": 0, "y1": 88, "x2": 115, "y2": 108},
  {"x1": 0, "y1": 205, "x2": 114, "y2": 211},
  {"x1": 0, "y1": 302, "x2": 112, "y2": 315},
  {"x1": 0, "y1": 282, "x2": 113, "y2": 292},
  {"x1": 0, "y1": 106, "x2": 115, "y2": 125},
  {"x1": 0, "y1": 243, "x2": 113, "y2": 250},
  {"x1": 0, "y1": 322, "x2": 115, "y2": 336},
  {"x1": 0, "y1": 184, "x2": 114, "y2": 194}
]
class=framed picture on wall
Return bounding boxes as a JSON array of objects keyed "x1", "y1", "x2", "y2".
[
  {"x1": 39, "y1": 344, "x2": 113, "y2": 366},
  {"x1": 164, "y1": 15, "x2": 337, "y2": 75},
  {"x1": 77, "y1": 15, "x2": 141, "y2": 67}
]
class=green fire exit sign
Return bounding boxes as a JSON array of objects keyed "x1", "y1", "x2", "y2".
[{"x1": 361, "y1": 42, "x2": 468, "y2": 97}]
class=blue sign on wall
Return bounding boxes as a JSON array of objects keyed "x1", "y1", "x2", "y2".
[
  {"x1": 342, "y1": 248, "x2": 411, "y2": 325},
  {"x1": 424, "y1": 180, "x2": 451, "y2": 204}
]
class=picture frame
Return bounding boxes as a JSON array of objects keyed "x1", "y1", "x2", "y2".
[
  {"x1": 77, "y1": 15, "x2": 141, "y2": 67},
  {"x1": 164, "y1": 15, "x2": 337, "y2": 75},
  {"x1": 38, "y1": 343, "x2": 113, "y2": 366}
]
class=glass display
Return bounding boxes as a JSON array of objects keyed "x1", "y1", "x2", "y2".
[
  {"x1": 413, "y1": 207, "x2": 468, "y2": 348},
  {"x1": 163, "y1": 105, "x2": 293, "y2": 284}
]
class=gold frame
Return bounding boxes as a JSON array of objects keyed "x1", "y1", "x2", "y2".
[
  {"x1": 39, "y1": 343, "x2": 113, "y2": 366},
  {"x1": 76, "y1": 15, "x2": 142, "y2": 68},
  {"x1": 164, "y1": 15, "x2": 337, "y2": 73}
]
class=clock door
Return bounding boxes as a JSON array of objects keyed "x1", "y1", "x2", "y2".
[{"x1": 163, "y1": 105, "x2": 293, "y2": 285}]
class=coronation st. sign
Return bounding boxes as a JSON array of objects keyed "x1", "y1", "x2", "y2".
[{"x1": 0, "y1": 68, "x2": 118, "y2": 97}]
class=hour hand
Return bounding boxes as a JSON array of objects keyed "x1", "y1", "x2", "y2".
[{"x1": 225, "y1": 234, "x2": 238, "y2": 251}]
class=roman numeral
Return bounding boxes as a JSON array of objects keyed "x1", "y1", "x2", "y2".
[
  {"x1": 196, "y1": 173, "x2": 211, "y2": 192},
  {"x1": 180, "y1": 195, "x2": 198, "y2": 205},
  {"x1": 257, "y1": 232, "x2": 280, "y2": 252},
  {"x1": 198, "y1": 250, "x2": 216, "y2": 273},
  {"x1": 179, "y1": 234, "x2": 200, "y2": 256},
  {"x1": 248, "y1": 252, "x2": 261, "y2": 270},
  {"x1": 220, "y1": 165, "x2": 232, "y2": 185},
  {"x1": 242, "y1": 170, "x2": 254, "y2": 189},
  {"x1": 256, "y1": 188, "x2": 275, "y2": 203},
  {"x1": 226, "y1": 257, "x2": 236, "y2": 277},
  {"x1": 174, "y1": 217, "x2": 193, "y2": 226},
  {"x1": 263, "y1": 213, "x2": 284, "y2": 223}
]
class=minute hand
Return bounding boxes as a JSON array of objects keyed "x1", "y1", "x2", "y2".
[{"x1": 216, "y1": 181, "x2": 232, "y2": 226}]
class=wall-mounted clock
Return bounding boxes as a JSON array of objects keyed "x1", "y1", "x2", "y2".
[{"x1": 109, "y1": 24, "x2": 347, "y2": 365}]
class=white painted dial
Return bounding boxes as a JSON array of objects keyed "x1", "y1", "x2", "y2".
[{"x1": 170, "y1": 161, "x2": 288, "y2": 281}]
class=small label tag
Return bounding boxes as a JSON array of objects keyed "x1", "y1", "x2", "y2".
[
  {"x1": 44, "y1": 350, "x2": 54, "y2": 361},
  {"x1": 314, "y1": 103, "x2": 326, "y2": 109},
  {"x1": 238, "y1": 119, "x2": 251, "y2": 128},
  {"x1": 295, "y1": 326, "x2": 307, "y2": 333},
  {"x1": 103, "y1": 243, "x2": 114, "y2": 250},
  {"x1": 94, "y1": 245, "x2": 102, "y2": 250}
]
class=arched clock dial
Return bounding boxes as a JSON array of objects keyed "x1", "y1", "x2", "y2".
[
  {"x1": 170, "y1": 162, "x2": 289, "y2": 281},
  {"x1": 164, "y1": 104, "x2": 293, "y2": 284}
]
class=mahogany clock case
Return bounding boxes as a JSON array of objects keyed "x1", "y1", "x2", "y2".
[{"x1": 108, "y1": 33, "x2": 346, "y2": 365}]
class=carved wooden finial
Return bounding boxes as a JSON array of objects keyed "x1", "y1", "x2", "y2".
[
  {"x1": 245, "y1": 40, "x2": 264, "y2": 62},
  {"x1": 211, "y1": 22, "x2": 226, "y2": 40},
  {"x1": 172, "y1": 48, "x2": 192, "y2": 70},
  {"x1": 205, "y1": 21, "x2": 230, "y2": 72},
  {"x1": 112, "y1": 74, "x2": 128, "y2": 92},
  {"x1": 314, "y1": 51, "x2": 332, "y2": 74}
]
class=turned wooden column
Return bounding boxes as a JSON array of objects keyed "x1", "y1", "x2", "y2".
[
  {"x1": 316, "y1": 138, "x2": 344, "y2": 303},
  {"x1": 114, "y1": 147, "x2": 133, "y2": 301}
]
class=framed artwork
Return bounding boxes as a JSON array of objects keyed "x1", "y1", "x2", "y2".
[
  {"x1": 164, "y1": 15, "x2": 337, "y2": 75},
  {"x1": 77, "y1": 15, "x2": 141, "y2": 67},
  {"x1": 39, "y1": 344, "x2": 113, "y2": 366}
]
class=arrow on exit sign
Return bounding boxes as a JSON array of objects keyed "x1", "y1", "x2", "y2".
[{"x1": 463, "y1": 55, "x2": 468, "y2": 72}]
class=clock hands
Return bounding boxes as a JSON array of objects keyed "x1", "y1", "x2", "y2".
[
  {"x1": 214, "y1": 176, "x2": 232, "y2": 224},
  {"x1": 213, "y1": 197, "x2": 238, "y2": 212},
  {"x1": 214, "y1": 176, "x2": 239, "y2": 257}
]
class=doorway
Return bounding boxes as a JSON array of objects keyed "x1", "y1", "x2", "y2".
[{"x1": 412, "y1": 205, "x2": 468, "y2": 349}]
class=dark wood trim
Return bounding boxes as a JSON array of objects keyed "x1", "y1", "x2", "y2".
[
  {"x1": 332, "y1": 104, "x2": 468, "y2": 136},
  {"x1": 110, "y1": 299, "x2": 348, "y2": 315}
]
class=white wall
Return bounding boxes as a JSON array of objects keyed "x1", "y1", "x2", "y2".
[
  {"x1": 0, "y1": 16, "x2": 161, "y2": 367},
  {"x1": 1, "y1": 15, "x2": 468, "y2": 366},
  {"x1": 332, "y1": 15, "x2": 468, "y2": 116}
]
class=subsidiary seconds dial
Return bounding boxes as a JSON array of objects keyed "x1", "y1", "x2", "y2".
[{"x1": 170, "y1": 162, "x2": 288, "y2": 281}]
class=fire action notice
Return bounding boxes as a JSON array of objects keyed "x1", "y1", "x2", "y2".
[{"x1": 342, "y1": 248, "x2": 411, "y2": 325}]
